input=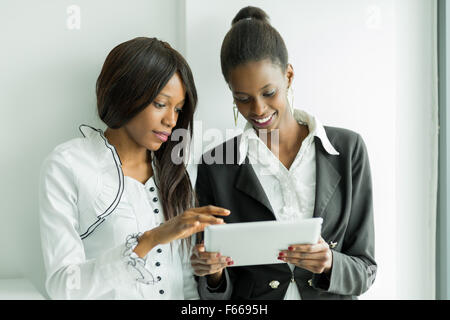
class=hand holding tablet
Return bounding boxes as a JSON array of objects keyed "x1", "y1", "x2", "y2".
[
  {"x1": 204, "y1": 218, "x2": 323, "y2": 267},
  {"x1": 278, "y1": 236, "x2": 333, "y2": 275}
]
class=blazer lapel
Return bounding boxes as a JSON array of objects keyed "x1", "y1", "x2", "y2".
[
  {"x1": 234, "y1": 137, "x2": 341, "y2": 221},
  {"x1": 235, "y1": 158, "x2": 276, "y2": 219},
  {"x1": 313, "y1": 138, "x2": 341, "y2": 220}
]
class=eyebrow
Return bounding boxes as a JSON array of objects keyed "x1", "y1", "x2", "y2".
[{"x1": 233, "y1": 83, "x2": 272, "y2": 95}]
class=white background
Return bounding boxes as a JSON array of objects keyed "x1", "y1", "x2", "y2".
[{"x1": 0, "y1": 0, "x2": 438, "y2": 299}]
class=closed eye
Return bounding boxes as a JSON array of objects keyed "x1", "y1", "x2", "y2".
[
  {"x1": 263, "y1": 89, "x2": 276, "y2": 97},
  {"x1": 154, "y1": 102, "x2": 165, "y2": 108},
  {"x1": 234, "y1": 96, "x2": 250, "y2": 103}
]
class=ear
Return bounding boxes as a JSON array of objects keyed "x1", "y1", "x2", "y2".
[{"x1": 286, "y1": 63, "x2": 294, "y2": 88}]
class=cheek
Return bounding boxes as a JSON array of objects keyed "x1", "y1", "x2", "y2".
[
  {"x1": 125, "y1": 108, "x2": 158, "y2": 139},
  {"x1": 273, "y1": 92, "x2": 288, "y2": 109},
  {"x1": 130, "y1": 106, "x2": 159, "y2": 128},
  {"x1": 235, "y1": 103, "x2": 251, "y2": 118}
]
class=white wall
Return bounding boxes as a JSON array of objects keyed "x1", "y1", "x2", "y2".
[
  {"x1": 0, "y1": 0, "x2": 180, "y2": 297},
  {"x1": 185, "y1": 0, "x2": 438, "y2": 299}
]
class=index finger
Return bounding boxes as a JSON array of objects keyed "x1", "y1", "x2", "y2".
[{"x1": 193, "y1": 205, "x2": 231, "y2": 216}]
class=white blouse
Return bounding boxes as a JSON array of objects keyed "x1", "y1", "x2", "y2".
[
  {"x1": 38, "y1": 125, "x2": 199, "y2": 300},
  {"x1": 238, "y1": 109, "x2": 339, "y2": 300}
]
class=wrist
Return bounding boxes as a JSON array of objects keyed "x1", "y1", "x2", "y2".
[
  {"x1": 323, "y1": 252, "x2": 333, "y2": 276},
  {"x1": 206, "y1": 270, "x2": 223, "y2": 287},
  {"x1": 133, "y1": 230, "x2": 158, "y2": 258}
]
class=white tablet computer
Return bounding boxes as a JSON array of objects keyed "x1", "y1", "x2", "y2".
[{"x1": 204, "y1": 217, "x2": 323, "y2": 267}]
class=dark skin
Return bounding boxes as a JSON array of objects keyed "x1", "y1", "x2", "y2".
[
  {"x1": 191, "y1": 59, "x2": 332, "y2": 286},
  {"x1": 104, "y1": 72, "x2": 230, "y2": 258}
]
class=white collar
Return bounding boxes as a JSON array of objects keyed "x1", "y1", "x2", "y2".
[
  {"x1": 238, "y1": 109, "x2": 339, "y2": 165},
  {"x1": 78, "y1": 124, "x2": 157, "y2": 177}
]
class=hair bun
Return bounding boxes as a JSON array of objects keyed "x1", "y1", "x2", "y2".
[{"x1": 231, "y1": 6, "x2": 270, "y2": 26}]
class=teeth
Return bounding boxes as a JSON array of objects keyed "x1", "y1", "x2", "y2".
[{"x1": 254, "y1": 114, "x2": 273, "y2": 123}]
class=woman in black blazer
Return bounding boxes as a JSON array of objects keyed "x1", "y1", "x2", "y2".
[{"x1": 190, "y1": 6, "x2": 377, "y2": 300}]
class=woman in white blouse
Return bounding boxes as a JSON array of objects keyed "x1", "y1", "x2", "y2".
[{"x1": 39, "y1": 37, "x2": 230, "y2": 300}]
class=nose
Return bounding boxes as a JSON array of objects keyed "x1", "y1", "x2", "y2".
[
  {"x1": 162, "y1": 108, "x2": 178, "y2": 129},
  {"x1": 251, "y1": 97, "x2": 266, "y2": 116}
]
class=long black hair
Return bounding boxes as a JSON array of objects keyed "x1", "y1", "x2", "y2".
[
  {"x1": 96, "y1": 37, "x2": 197, "y2": 248},
  {"x1": 221, "y1": 6, "x2": 289, "y2": 82}
]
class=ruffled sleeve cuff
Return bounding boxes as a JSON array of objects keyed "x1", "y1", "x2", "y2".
[
  {"x1": 97, "y1": 233, "x2": 158, "y2": 287},
  {"x1": 122, "y1": 233, "x2": 158, "y2": 285}
]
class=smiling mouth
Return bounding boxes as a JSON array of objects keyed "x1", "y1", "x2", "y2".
[{"x1": 250, "y1": 112, "x2": 277, "y2": 127}]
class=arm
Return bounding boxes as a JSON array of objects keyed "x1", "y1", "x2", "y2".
[
  {"x1": 39, "y1": 152, "x2": 155, "y2": 299},
  {"x1": 312, "y1": 134, "x2": 377, "y2": 296},
  {"x1": 194, "y1": 162, "x2": 233, "y2": 300},
  {"x1": 40, "y1": 152, "x2": 228, "y2": 300}
]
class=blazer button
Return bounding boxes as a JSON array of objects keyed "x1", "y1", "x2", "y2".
[
  {"x1": 159, "y1": 290, "x2": 164, "y2": 295},
  {"x1": 155, "y1": 262, "x2": 161, "y2": 267},
  {"x1": 157, "y1": 276, "x2": 162, "y2": 281},
  {"x1": 149, "y1": 187, "x2": 155, "y2": 192},
  {"x1": 152, "y1": 197, "x2": 158, "y2": 202},
  {"x1": 157, "y1": 248, "x2": 162, "y2": 253},
  {"x1": 269, "y1": 280, "x2": 280, "y2": 289},
  {"x1": 308, "y1": 279, "x2": 313, "y2": 287},
  {"x1": 154, "y1": 209, "x2": 159, "y2": 214},
  {"x1": 329, "y1": 241, "x2": 338, "y2": 249}
]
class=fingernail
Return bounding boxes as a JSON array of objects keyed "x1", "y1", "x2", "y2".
[
  {"x1": 288, "y1": 246, "x2": 294, "y2": 251},
  {"x1": 279, "y1": 252, "x2": 286, "y2": 257},
  {"x1": 226, "y1": 257, "x2": 232, "y2": 262},
  {"x1": 278, "y1": 257, "x2": 285, "y2": 261},
  {"x1": 227, "y1": 261, "x2": 234, "y2": 265},
  {"x1": 216, "y1": 253, "x2": 221, "y2": 258}
]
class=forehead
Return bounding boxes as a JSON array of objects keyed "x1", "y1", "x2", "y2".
[
  {"x1": 158, "y1": 72, "x2": 186, "y2": 100},
  {"x1": 228, "y1": 59, "x2": 285, "y2": 92}
]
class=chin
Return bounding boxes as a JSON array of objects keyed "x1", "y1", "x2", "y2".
[{"x1": 147, "y1": 141, "x2": 164, "y2": 152}]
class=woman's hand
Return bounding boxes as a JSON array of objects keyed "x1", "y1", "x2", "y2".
[
  {"x1": 154, "y1": 206, "x2": 230, "y2": 244},
  {"x1": 278, "y1": 236, "x2": 333, "y2": 275},
  {"x1": 134, "y1": 206, "x2": 230, "y2": 258},
  {"x1": 190, "y1": 242, "x2": 233, "y2": 287}
]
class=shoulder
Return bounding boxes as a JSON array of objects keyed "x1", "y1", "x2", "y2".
[
  {"x1": 40, "y1": 135, "x2": 103, "y2": 185},
  {"x1": 322, "y1": 126, "x2": 367, "y2": 157},
  {"x1": 44, "y1": 136, "x2": 98, "y2": 166},
  {"x1": 323, "y1": 126, "x2": 361, "y2": 146},
  {"x1": 200, "y1": 135, "x2": 242, "y2": 166}
]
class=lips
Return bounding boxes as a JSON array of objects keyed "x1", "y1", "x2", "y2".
[
  {"x1": 153, "y1": 131, "x2": 171, "y2": 142},
  {"x1": 250, "y1": 112, "x2": 277, "y2": 128}
]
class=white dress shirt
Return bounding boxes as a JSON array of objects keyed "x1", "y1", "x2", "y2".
[
  {"x1": 238, "y1": 109, "x2": 339, "y2": 299},
  {"x1": 39, "y1": 125, "x2": 199, "y2": 300}
]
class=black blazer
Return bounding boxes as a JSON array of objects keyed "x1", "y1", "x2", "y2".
[{"x1": 195, "y1": 126, "x2": 377, "y2": 300}]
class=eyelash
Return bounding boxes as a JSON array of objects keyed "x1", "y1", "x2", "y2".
[
  {"x1": 154, "y1": 102, "x2": 183, "y2": 113},
  {"x1": 264, "y1": 90, "x2": 276, "y2": 97},
  {"x1": 235, "y1": 90, "x2": 276, "y2": 103}
]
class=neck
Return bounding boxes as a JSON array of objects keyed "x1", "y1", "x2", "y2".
[
  {"x1": 104, "y1": 127, "x2": 149, "y2": 167},
  {"x1": 264, "y1": 112, "x2": 303, "y2": 151}
]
